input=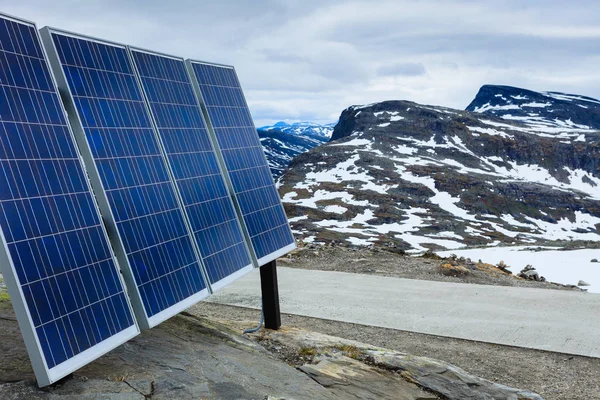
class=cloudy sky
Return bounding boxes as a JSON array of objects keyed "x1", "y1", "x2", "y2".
[{"x1": 3, "y1": 0, "x2": 599, "y2": 126}]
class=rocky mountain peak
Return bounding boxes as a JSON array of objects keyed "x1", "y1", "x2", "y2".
[{"x1": 466, "y1": 84, "x2": 600, "y2": 131}]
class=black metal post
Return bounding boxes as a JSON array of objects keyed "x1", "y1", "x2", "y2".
[{"x1": 260, "y1": 260, "x2": 281, "y2": 330}]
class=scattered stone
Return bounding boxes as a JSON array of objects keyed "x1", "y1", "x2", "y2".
[
  {"x1": 578, "y1": 280, "x2": 591, "y2": 287},
  {"x1": 518, "y1": 265, "x2": 545, "y2": 282},
  {"x1": 495, "y1": 260, "x2": 512, "y2": 274}
]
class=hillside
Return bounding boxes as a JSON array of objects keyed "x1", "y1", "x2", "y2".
[
  {"x1": 258, "y1": 122, "x2": 332, "y2": 177},
  {"x1": 278, "y1": 86, "x2": 600, "y2": 252}
]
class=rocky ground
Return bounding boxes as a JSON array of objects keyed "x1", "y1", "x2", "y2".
[
  {"x1": 279, "y1": 243, "x2": 585, "y2": 291},
  {"x1": 1, "y1": 246, "x2": 597, "y2": 399},
  {"x1": 196, "y1": 302, "x2": 600, "y2": 400},
  {"x1": 0, "y1": 285, "x2": 547, "y2": 400},
  {"x1": 0, "y1": 293, "x2": 334, "y2": 399}
]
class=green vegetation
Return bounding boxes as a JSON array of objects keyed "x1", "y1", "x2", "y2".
[
  {"x1": 298, "y1": 346, "x2": 317, "y2": 357},
  {"x1": 0, "y1": 292, "x2": 10, "y2": 302},
  {"x1": 333, "y1": 344, "x2": 362, "y2": 359}
]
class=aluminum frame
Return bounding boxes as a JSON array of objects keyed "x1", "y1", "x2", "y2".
[
  {"x1": 0, "y1": 13, "x2": 139, "y2": 387},
  {"x1": 185, "y1": 59, "x2": 296, "y2": 266},
  {"x1": 127, "y1": 45, "x2": 254, "y2": 291},
  {"x1": 39, "y1": 26, "x2": 212, "y2": 329}
]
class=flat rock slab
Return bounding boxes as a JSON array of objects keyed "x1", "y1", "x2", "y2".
[
  {"x1": 0, "y1": 297, "x2": 335, "y2": 399},
  {"x1": 261, "y1": 327, "x2": 543, "y2": 400},
  {"x1": 209, "y1": 267, "x2": 600, "y2": 357},
  {"x1": 299, "y1": 355, "x2": 438, "y2": 400}
]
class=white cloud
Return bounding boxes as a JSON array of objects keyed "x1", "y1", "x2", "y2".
[{"x1": 3, "y1": 0, "x2": 599, "y2": 126}]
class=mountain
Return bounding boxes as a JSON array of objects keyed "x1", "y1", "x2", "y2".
[
  {"x1": 278, "y1": 87, "x2": 600, "y2": 252},
  {"x1": 260, "y1": 121, "x2": 336, "y2": 139},
  {"x1": 466, "y1": 85, "x2": 600, "y2": 131},
  {"x1": 258, "y1": 122, "x2": 333, "y2": 177},
  {"x1": 258, "y1": 127, "x2": 328, "y2": 177}
]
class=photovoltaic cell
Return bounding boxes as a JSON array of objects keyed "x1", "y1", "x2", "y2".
[
  {"x1": 0, "y1": 14, "x2": 138, "y2": 386},
  {"x1": 187, "y1": 61, "x2": 295, "y2": 265},
  {"x1": 41, "y1": 29, "x2": 209, "y2": 328},
  {"x1": 129, "y1": 49, "x2": 253, "y2": 290}
]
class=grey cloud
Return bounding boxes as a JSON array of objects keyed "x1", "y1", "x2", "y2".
[
  {"x1": 377, "y1": 62, "x2": 426, "y2": 77},
  {"x1": 0, "y1": 0, "x2": 598, "y2": 123}
]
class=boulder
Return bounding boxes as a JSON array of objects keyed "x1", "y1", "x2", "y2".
[
  {"x1": 591, "y1": 259, "x2": 599, "y2": 263},
  {"x1": 578, "y1": 280, "x2": 591, "y2": 287},
  {"x1": 518, "y1": 265, "x2": 544, "y2": 281}
]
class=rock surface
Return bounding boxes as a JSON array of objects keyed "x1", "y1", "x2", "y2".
[
  {"x1": 257, "y1": 327, "x2": 544, "y2": 400},
  {"x1": 299, "y1": 355, "x2": 438, "y2": 400},
  {"x1": 0, "y1": 295, "x2": 335, "y2": 399},
  {"x1": 1, "y1": 281, "x2": 546, "y2": 400}
]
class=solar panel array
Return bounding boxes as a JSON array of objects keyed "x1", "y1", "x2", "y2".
[
  {"x1": 0, "y1": 14, "x2": 138, "y2": 386},
  {"x1": 42, "y1": 30, "x2": 210, "y2": 328},
  {"x1": 187, "y1": 61, "x2": 295, "y2": 264},
  {"x1": 129, "y1": 49, "x2": 253, "y2": 290},
  {"x1": 0, "y1": 12, "x2": 296, "y2": 388}
]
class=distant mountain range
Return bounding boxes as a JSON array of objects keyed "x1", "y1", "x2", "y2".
[
  {"x1": 260, "y1": 121, "x2": 336, "y2": 139},
  {"x1": 275, "y1": 85, "x2": 600, "y2": 252},
  {"x1": 257, "y1": 122, "x2": 333, "y2": 177}
]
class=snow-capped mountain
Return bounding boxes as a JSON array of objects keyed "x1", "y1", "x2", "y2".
[
  {"x1": 260, "y1": 121, "x2": 336, "y2": 139},
  {"x1": 279, "y1": 87, "x2": 600, "y2": 252},
  {"x1": 466, "y1": 85, "x2": 600, "y2": 133},
  {"x1": 258, "y1": 126, "x2": 328, "y2": 177}
]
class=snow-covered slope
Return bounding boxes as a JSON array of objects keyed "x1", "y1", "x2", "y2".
[
  {"x1": 466, "y1": 85, "x2": 600, "y2": 136},
  {"x1": 279, "y1": 92, "x2": 600, "y2": 252},
  {"x1": 260, "y1": 121, "x2": 336, "y2": 139},
  {"x1": 258, "y1": 126, "x2": 327, "y2": 177}
]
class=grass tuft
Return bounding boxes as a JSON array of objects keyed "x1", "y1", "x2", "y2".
[{"x1": 298, "y1": 346, "x2": 317, "y2": 357}]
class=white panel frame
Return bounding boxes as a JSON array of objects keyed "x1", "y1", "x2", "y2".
[
  {"x1": 0, "y1": 12, "x2": 139, "y2": 387},
  {"x1": 39, "y1": 27, "x2": 211, "y2": 329},
  {"x1": 185, "y1": 59, "x2": 297, "y2": 267}
]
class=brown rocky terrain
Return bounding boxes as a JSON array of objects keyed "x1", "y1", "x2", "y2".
[{"x1": 279, "y1": 243, "x2": 585, "y2": 291}]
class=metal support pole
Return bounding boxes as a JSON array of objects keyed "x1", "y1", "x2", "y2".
[{"x1": 260, "y1": 260, "x2": 281, "y2": 330}]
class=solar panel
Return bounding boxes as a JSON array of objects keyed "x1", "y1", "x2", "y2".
[
  {"x1": 0, "y1": 14, "x2": 138, "y2": 386},
  {"x1": 40, "y1": 28, "x2": 210, "y2": 329},
  {"x1": 186, "y1": 61, "x2": 296, "y2": 265},
  {"x1": 128, "y1": 48, "x2": 253, "y2": 290}
]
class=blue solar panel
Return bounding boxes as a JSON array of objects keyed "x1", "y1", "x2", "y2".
[
  {"x1": 129, "y1": 49, "x2": 253, "y2": 290},
  {"x1": 0, "y1": 14, "x2": 138, "y2": 386},
  {"x1": 186, "y1": 61, "x2": 295, "y2": 265},
  {"x1": 41, "y1": 29, "x2": 209, "y2": 328}
]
